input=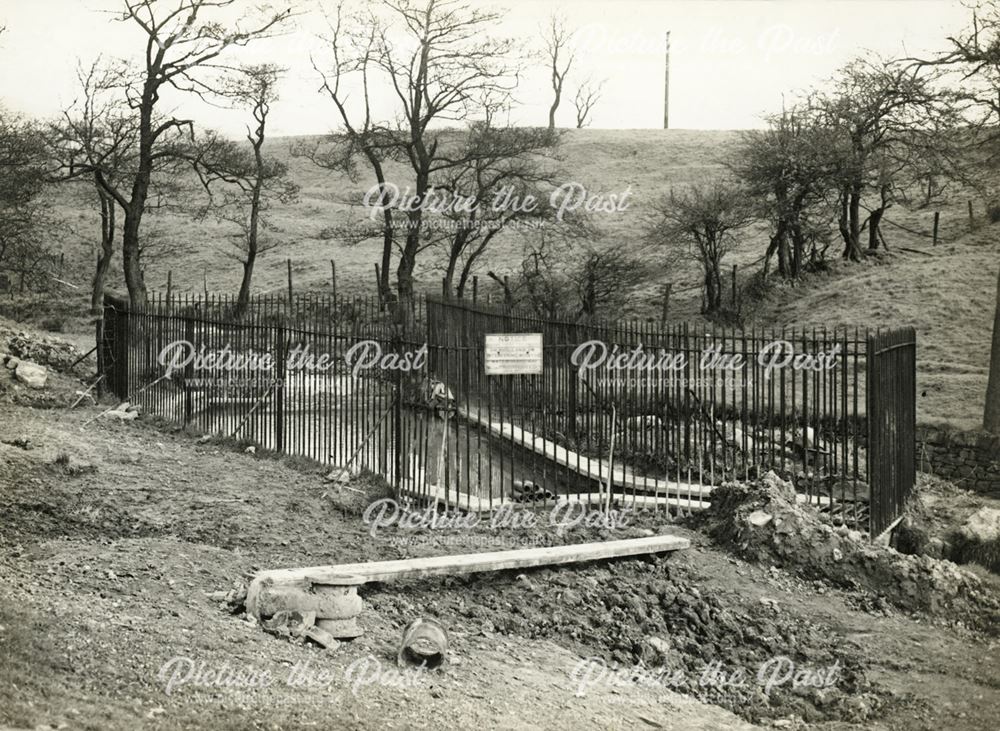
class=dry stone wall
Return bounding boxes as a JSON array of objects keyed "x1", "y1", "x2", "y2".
[{"x1": 917, "y1": 427, "x2": 1000, "y2": 498}]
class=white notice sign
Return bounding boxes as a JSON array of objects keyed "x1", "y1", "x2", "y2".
[{"x1": 484, "y1": 333, "x2": 543, "y2": 375}]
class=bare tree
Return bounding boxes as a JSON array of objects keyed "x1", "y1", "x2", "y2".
[
  {"x1": 573, "y1": 246, "x2": 639, "y2": 321},
  {"x1": 912, "y1": 1, "x2": 1000, "y2": 129},
  {"x1": 986, "y1": 266, "x2": 1000, "y2": 433},
  {"x1": 312, "y1": 0, "x2": 522, "y2": 304},
  {"x1": 435, "y1": 121, "x2": 558, "y2": 297},
  {"x1": 543, "y1": 13, "x2": 574, "y2": 133},
  {"x1": 810, "y1": 58, "x2": 958, "y2": 260},
  {"x1": 732, "y1": 109, "x2": 837, "y2": 278},
  {"x1": 572, "y1": 77, "x2": 604, "y2": 129},
  {"x1": 100, "y1": 0, "x2": 291, "y2": 307},
  {"x1": 647, "y1": 181, "x2": 755, "y2": 315},
  {"x1": 306, "y1": 4, "x2": 404, "y2": 304},
  {"x1": 49, "y1": 60, "x2": 138, "y2": 319},
  {"x1": 513, "y1": 231, "x2": 638, "y2": 321},
  {"x1": 0, "y1": 109, "x2": 51, "y2": 293},
  {"x1": 911, "y1": 1, "x2": 1000, "y2": 202},
  {"x1": 192, "y1": 65, "x2": 298, "y2": 319}
]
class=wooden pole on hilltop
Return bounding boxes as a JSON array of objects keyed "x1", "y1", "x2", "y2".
[
  {"x1": 933, "y1": 211, "x2": 940, "y2": 246},
  {"x1": 330, "y1": 260, "x2": 337, "y2": 300},
  {"x1": 663, "y1": 31, "x2": 670, "y2": 130},
  {"x1": 287, "y1": 259, "x2": 293, "y2": 302}
]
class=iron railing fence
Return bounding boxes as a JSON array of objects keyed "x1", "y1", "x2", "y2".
[{"x1": 101, "y1": 291, "x2": 917, "y2": 534}]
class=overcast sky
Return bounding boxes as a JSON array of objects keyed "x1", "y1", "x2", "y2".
[{"x1": 0, "y1": 0, "x2": 973, "y2": 135}]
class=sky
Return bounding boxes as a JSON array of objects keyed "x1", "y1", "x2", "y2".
[{"x1": 0, "y1": 0, "x2": 974, "y2": 135}]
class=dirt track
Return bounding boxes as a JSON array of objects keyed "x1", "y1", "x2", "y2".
[{"x1": 1, "y1": 402, "x2": 999, "y2": 730}]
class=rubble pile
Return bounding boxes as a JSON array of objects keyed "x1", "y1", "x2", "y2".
[
  {"x1": 705, "y1": 472, "x2": 1000, "y2": 632},
  {"x1": 368, "y1": 558, "x2": 887, "y2": 724},
  {"x1": 4, "y1": 330, "x2": 85, "y2": 372}
]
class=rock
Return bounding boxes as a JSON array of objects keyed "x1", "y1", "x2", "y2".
[
  {"x1": 305, "y1": 624, "x2": 340, "y2": 650},
  {"x1": 245, "y1": 445, "x2": 256, "y2": 455},
  {"x1": 925, "y1": 537, "x2": 945, "y2": 559},
  {"x1": 960, "y1": 507, "x2": 1000, "y2": 544},
  {"x1": 262, "y1": 610, "x2": 316, "y2": 639},
  {"x1": 125, "y1": 403, "x2": 142, "y2": 414},
  {"x1": 832, "y1": 548, "x2": 844, "y2": 562},
  {"x1": 5, "y1": 356, "x2": 19, "y2": 370},
  {"x1": 748, "y1": 510, "x2": 773, "y2": 528},
  {"x1": 325, "y1": 468, "x2": 350, "y2": 483},
  {"x1": 14, "y1": 361, "x2": 46, "y2": 389},
  {"x1": 760, "y1": 470, "x2": 795, "y2": 500},
  {"x1": 646, "y1": 636, "x2": 671, "y2": 655},
  {"x1": 101, "y1": 408, "x2": 138, "y2": 421}
]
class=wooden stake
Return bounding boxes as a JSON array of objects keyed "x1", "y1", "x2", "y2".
[
  {"x1": 330, "y1": 260, "x2": 337, "y2": 300},
  {"x1": 969, "y1": 200, "x2": 975, "y2": 230},
  {"x1": 660, "y1": 283, "x2": 672, "y2": 326},
  {"x1": 286, "y1": 258, "x2": 293, "y2": 302},
  {"x1": 933, "y1": 211, "x2": 940, "y2": 246}
]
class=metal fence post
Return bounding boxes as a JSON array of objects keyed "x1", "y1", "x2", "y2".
[{"x1": 275, "y1": 325, "x2": 286, "y2": 453}]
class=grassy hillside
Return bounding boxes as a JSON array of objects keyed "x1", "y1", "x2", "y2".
[{"x1": 28, "y1": 129, "x2": 1000, "y2": 429}]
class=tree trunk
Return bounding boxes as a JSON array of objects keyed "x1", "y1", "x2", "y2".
[
  {"x1": 121, "y1": 207, "x2": 147, "y2": 308},
  {"x1": 791, "y1": 224, "x2": 804, "y2": 277},
  {"x1": 366, "y1": 157, "x2": 394, "y2": 303},
  {"x1": 763, "y1": 222, "x2": 785, "y2": 278},
  {"x1": 868, "y1": 207, "x2": 885, "y2": 251},
  {"x1": 396, "y1": 243, "x2": 417, "y2": 304},
  {"x1": 838, "y1": 189, "x2": 852, "y2": 257},
  {"x1": 985, "y1": 267, "x2": 1000, "y2": 433},
  {"x1": 844, "y1": 185, "x2": 863, "y2": 261},
  {"x1": 703, "y1": 265, "x2": 721, "y2": 314},
  {"x1": 443, "y1": 228, "x2": 469, "y2": 298},
  {"x1": 91, "y1": 189, "x2": 115, "y2": 317},
  {"x1": 121, "y1": 84, "x2": 158, "y2": 310},
  {"x1": 777, "y1": 231, "x2": 790, "y2": 278},
  {"x1": 93, "y1": 189, "x2": 115, "y2": 388},
  {"x1": 235, "y1": 252, "x2": 256, "y2": 321},
  {"x1": 395, "y1": 164, "x2": 428, "y2": 303}
]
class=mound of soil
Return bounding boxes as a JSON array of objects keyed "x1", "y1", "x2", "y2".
[
  {"x1": 3, "y1": 328, "x2": 86, "y2": 373},
  {"x1": 703, "y1": 471, "x2": 1000, "y2": 633},
  {"x1": 366, "y1": 554, "x2": 888, "y2": 725},
  {"x1": 894, "y1": 474, "x2": 1000, "y2": 575}
]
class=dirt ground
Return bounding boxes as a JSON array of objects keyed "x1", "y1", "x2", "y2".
[{"x1": 1, "y1": 400, "x2": 999, "y2": 730}]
